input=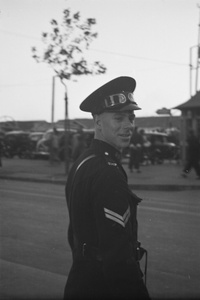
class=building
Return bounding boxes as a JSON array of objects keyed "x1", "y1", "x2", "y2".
[
  {"x1": 0, "y1": 120, "x2": 50, "y2": 132},
  {"x1": 174, "y1": 91, "x2": 200, "y2": 161},
  {"x1": 0, "y1": 116, "x2": 181, "y2": 133}
]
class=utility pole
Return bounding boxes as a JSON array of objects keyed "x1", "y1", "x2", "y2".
[
  {"x1": 189, "y1": 4, "x2": 200, "y2": 97},
  {"x1": 195, "y1": 4, "x2": 200, "y2": 93},
  {"x1": 51, "y1": 76, "x2": 56, "y2": 125},
  {"x1": 61, "y1": 79, "x2": 70, "y2": 175},
  {"x1": 190, "y1": 46, "x2": 196, "y2": 97}
]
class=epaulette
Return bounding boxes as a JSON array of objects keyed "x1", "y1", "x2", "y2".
[{"x1": 131, "y1": 191, "x2": 142, "y2": 204}]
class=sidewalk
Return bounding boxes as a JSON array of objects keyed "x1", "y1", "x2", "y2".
[{"x1": 0, "y1": 157, "x2": 200, "y2": 190}]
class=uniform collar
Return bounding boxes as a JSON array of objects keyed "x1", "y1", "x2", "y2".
[{"x1": 91, "y1": 139, "x2": 121, "y2": 162}]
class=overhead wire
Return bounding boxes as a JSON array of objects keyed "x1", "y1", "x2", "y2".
[
  {"x1": 0, "y1": 28, "x2": 188, "y2": 66},
  {"x1": 0, "y1": 28, "x2": 188, "y2": 88}
]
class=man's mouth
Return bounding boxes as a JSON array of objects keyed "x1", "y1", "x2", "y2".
[{"x1": 120, "y1": 133, "x2": 131, "y2": 138}]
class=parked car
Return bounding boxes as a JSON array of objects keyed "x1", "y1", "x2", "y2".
[
  {"x1": 36, "y1": 128, "x2": 78, "y2": 160},
  {"x1": 36, "y1": 127, "x2": 94, "y2": 160},
  {"x1": 28, "y1": 132, "x2": 45, "y2": 158},
  {"x1": 3, "y1": 131, "x2": 32, "y2": 158},
  {"x1": 29, "y1": 132, "x2": 44, "y2": 144},
  {"x1": 60, "y1": 128, "x2": 94, "y2": 161},
  {"x1": 142, "y1": 130, "x2": 179, "y2": 164},
  {"x1": 0, "y1": 130, "x2": 5, "y2": 165}
]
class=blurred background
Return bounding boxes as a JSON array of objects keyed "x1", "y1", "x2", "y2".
[{"x1": 0, "y1": 0, "x2": 200, "y2": 163}]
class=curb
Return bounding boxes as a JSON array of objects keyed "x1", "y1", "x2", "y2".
[
  {"x1": 1, "y1": 175, "x2": 200, "y2": 191},
  {"x1": 128, "y1": 183, "x2": 200, "y2": 191},
  {"x1": 0, "y1": 175, "x2": 66, "y2": 185}
]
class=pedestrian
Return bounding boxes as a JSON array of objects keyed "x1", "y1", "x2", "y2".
[
  {"x1": 140, "y1": 129, "x2": 151, "y2": 165},
  {"x1": 49, "y1": 127, "x2": 60, "y2": 163},
  {"x1": 128, "y1": 126, "x2": 143, "y2": 173},
  {"x1": 0, "y1": 138, "x2": 3, "y2": 167},
  {"x1": 64, "y1": 76, "x2": 150, "y2": 299},
  {"x1": 181, "y1": 129, "x2": 200, "y2": 179},
  {"x1": 71, "y1": 127, "x2": 86, "y2": 161},
  {"x1": 0, "y1": 130, "x2": 5, "y2": 167}
]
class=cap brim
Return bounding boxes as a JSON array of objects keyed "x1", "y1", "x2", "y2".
[{"x1": 119, "y1": 103, "x2": 141, "y2": 111}]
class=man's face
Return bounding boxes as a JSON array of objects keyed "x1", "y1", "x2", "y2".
[{"x1": 95, "y1": 111, "x2": 135, "y2": 151}]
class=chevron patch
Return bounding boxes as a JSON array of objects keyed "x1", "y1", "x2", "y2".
[{"x1": 104, "y1": 206, "x2": 130, "y2": 227}]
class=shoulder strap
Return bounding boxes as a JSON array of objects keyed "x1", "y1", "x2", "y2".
[
  {"x1": 75, "y1": 154, "x2": 96, "y2": 174},
  {"x1": 68, "y1": 154, "x2": 96, "y2": 210}
]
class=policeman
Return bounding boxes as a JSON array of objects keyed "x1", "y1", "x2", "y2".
[{"x1": 64, "y1": 76, "x2": 150, "y2": 299}]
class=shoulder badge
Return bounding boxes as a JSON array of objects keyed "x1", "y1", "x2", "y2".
[
  {"x1": 107, "y1": 161, "x2": 117, "y2": 166},
  {"x1": 104, "y1": 152, "x2": 117, "y2": 167}
]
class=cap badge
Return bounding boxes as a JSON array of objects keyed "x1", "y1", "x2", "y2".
[
  {"x1": 104, "y1": 93, "x2": 127, "y2": 108},
  {"x1": 118, "y1": 94, "x2": 127, "y2": 104}
]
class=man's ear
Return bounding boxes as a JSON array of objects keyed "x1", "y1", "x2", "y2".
[{"x1": 93, "y1": 114, "x2": 102, "y2": 130}]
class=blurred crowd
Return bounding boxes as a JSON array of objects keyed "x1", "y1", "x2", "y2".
[
  {"x1": 0, "y1": 127, "x2": 94, "y2": 165},
  {"x1": 0, "y1": 126, "x2": 199, "y2": 178},
  {"x1": 127, "y1": 126, "x2": 180, "y2": 173}
]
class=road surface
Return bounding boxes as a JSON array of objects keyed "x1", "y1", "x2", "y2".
[{"x1": 1, "y1": 180, "x2": 200, "y2": 299}]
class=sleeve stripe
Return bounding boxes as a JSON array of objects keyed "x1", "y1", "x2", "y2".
[
  {"x1": 104, "y1": 213, "x2": 125, "y2": 227},
  {"x1": 123, "y1": 207, "x2": 131, "y2": 224},
  {"x1": 104, "y1": 207, "x2": 124, "y2": 221},
  {"x1": 104, "y1": 207, "x2": 130, "y2": 227}
]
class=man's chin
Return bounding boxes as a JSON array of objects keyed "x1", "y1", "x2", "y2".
[
  {"x1": 120, "y1": 137, "x2": 131, "y2": 146},
  {"x1": 118, "y1": 140, "x2": 130, "y2": 150}
]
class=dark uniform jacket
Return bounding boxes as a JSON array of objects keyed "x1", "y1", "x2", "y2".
[{"x1": 64, "y1": 139, "x2": 150, "y2": 299}]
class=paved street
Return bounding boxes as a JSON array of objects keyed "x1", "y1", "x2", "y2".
[
  {"x1": 0, "y1": 181, "x2": 68, "y2": 300},
  {"x1": 136, "y1": 189, "x2": 200, "y2": 299},
  {"x1": 1, "y1": 180, "x2": 200, "y2": 299},
  {"x1": 0, "y1": 157, "x2": 200, "y2": 190}
]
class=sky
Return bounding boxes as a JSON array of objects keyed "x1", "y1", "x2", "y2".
[{"x1": 0, "y1": 0, "x2": 199, "y2": 123}]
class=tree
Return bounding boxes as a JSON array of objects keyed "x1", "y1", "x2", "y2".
[{"x1": 31, "y1": 8, "x2": 106, "y2": 173}]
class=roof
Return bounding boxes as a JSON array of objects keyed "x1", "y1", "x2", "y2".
[
  {"x1": 75, "y1": 116, "x2": 180, "y2": 131},
  {"x1": 0, "y1": 120, "x2": 49, "y2": 132},
  {"x1": 135, "y1": 116, "x2": 180, "y2": 130},
  {"x1": 0, "y1": 116, "x2": 181, "y2": 134},
  {"x1": 174, "y1": 91, "x2": 200, "y2": 110},
  {"x1": 56, "y1": 119, "x2": 86, "y2": 130},
  {"x1": 75, "y1": 118, "x2": 94, "y2": 129}
]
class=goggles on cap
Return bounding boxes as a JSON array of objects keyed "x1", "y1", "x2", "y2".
[{"x1": 103, "y1": 92, "x2": 136, "y2": 109}]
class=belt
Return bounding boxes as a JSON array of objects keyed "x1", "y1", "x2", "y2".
[
  {"x1": 82, "y1": 243, "x2": 103, "y2": 262},
  {"x1": 74, "y1": 242, "x2": 145, "y2": 263},
  {"x1": 74, "y1": 241, "x2": 148, "y2": 286}
]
